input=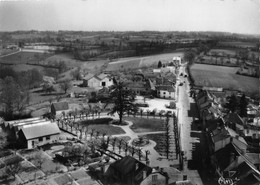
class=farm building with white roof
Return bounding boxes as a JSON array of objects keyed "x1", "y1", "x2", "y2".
[{"x1": 2, "y1": 117, "x2": 61, "y2": 149}]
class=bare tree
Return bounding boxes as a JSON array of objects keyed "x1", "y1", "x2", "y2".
[
  {"x1": 140, "y1": 109, "x2": 143, "y2": 118},
  {"x1": 0, "y1": 130, "x2": 8, "y2": 149},
  {"x1": 60, "y1": 80, "x2": 72, "y2": 94},
  {"x1": 146, "y1": 110, "x2": 150, "y2": 118},
  {"x1": 34, "y1": 151, "x2": 46, "y2": 169},
  {"x1": 165, "y1": 116, "x2": 171, "y2": 159}
]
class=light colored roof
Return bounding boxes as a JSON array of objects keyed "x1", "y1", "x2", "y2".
[
  {"x1": 5, "y1": 117, "x2": 42, "y2": 128},
  {"x1": 21, "y1": 122, "x2": 60, "y2": 140},
  {"x1": 97, "y1": 73, "x2": 107, "y2": 80},
  {"x1": 83, "y1": 74, "x2": 95, "y2": 80},
  {"x1": 15, "y1": 120, "x2": 50, "y2": 132},
  {"x1": 227, "y1": 127, "x2": 247, "y2": 145},
  {"x1": 12, "y1": 119, "x2": 46, "y2": 129}
]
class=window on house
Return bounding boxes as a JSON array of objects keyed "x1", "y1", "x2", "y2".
[
  {"x1": 102, "y1": 82, "x2": 106, "y2": 86},
  {"x1": 46, "y1": 136, "x2": 50, "y2": 140},
  {"x1": 152, "y1": 175, "x2": 158, "y2": 182},
  {"x1": 163, "y1": 92, "x2": 166, "y2": 94},
  {"x1": 39, "y1": 137, "x2": 43, "y2": 142}
]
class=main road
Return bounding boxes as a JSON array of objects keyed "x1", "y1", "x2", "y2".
[{"x1": 176, "y1": 63, "x2": 200, "y2": 168}]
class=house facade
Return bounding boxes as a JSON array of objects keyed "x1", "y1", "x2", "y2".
[
  {"x1": 83, "y1": 73, "x2": 113, "y2": 88},
  {"x1": 157, "y1": 86, "x2": 175, "y2": 99},
  {"x1": 18, "y1": 122, "x2": 60, "y2": 149},
  {"x1": 140, "y1": 170, "x2": 167, "y2": 185},
  {"x1": 105, "y1": 156, "x2": 168, "y2": 185},
  {"x1": 51, "y1": 102, "x2": 69, "y2": 116}
]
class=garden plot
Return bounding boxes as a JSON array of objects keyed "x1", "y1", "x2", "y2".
[
  {"x1": 17, "y1": 161, "x2": 45, "y2": 183},
  {"x1": 127, "y1": 117, "x2": 165, "y2": 133}
]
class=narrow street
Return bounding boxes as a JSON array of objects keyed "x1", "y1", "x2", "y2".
[
  {"x1": 176, "y1": 64, "x2": 199, "y2": 163},
  {"x1": 176, "y1": 64, "x2": 218, "y2": 185}
]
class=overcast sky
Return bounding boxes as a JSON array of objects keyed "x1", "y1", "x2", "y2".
[{"x1": 0, "y1": 0, "x2": 259, "y2": 34}]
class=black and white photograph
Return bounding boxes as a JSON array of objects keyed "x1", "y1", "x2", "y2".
[{"x1": 0, "y1": 0, "x2": 260, "y2": 184}]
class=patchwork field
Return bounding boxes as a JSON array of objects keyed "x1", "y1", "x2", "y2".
[
  {"x1": 209, "y1": 49, "x2": 237, "y2": 56},
  {"x1": 219, "y1": 41, "x2": 257, "y2": 48},
  {"x1": 106, "y1": 52, "x2": 184, "y2": 71},
  {"x1": 0, "y1": 51, "x2": 52, "y2": 64},
  {"x1": 190, "y1": 64, "x2": 260, "y2": 94}
]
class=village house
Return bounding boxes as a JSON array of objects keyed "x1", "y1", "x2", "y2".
[
  {"x1": 194, "y1": 88, "x2": 260, "y2": 184},
  {"x1": 157, "y1": 85, "x2": 175, "y2": 99},
  {"x1": 105, "y1": 156, "x2": 168, "y2": 185},
  {"x1": 245, "y1": 112, "x2": 260, "y2": 139},
  {"x1": 51, "y1": 102, "x2": 69, "y2": 117},
  {"x1": 124, "y1": 79, "x2": 156, "y2": 96},
  {"x1": 16, "y1": 120, "x2": 60, "y2": 149},
  {"x1": 210, "y1": 143, "x2": 260, "y2": 185},
  {"x1": 83, "y1": 73, "x2": 113, "y2": 88}
]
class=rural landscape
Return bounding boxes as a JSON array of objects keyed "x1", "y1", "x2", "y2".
[{"x1": 0, "y1": 0, "x2": 260, "y2": 185}]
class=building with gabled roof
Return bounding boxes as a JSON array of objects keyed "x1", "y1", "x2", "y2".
[
  {"x1": 51, "y1": 102, "x2": 69, "y2": 116},
  {"x1": 18, "y1": 121, "x2": 60, "y2": 149},
  {"x1": 157, "y1": 85, "x2": 175, "y2": 99},
  {"x1": 83, "y1": 73, "x2": 113, "y2": 88},
  {"x1": 105, "y1": 156, "x2": 168, "y2": 185}
]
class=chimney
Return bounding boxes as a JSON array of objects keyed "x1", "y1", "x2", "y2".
[{"x1": 143, "y1": 170, "x2": 147, "y2": 180}]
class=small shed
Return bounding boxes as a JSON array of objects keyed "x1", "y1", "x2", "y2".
[{"x1": 51, "y1": 102, "x2": 69, "y2": 116}]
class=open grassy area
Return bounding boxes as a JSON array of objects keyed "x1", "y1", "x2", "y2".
[
  {"x1": 78, "y1": 118, "x2": 125, "y2": 135},
  {"x1": 0, "y1": 51, "x2": 52, "y2": 65},
  {"x1": 86, "y1": 124, "x2": 125, "y2": 135},
  {"x1": 190, "y1": 64, "x2": 260, "y2": 95},
  {"x1": 126, "y1": 117, "x2": 165, "y2": 133},
  {"x1": 106, "y1": 52, "x2": 184, "y2": 71},
  {"x1": 146, "y1": 134, "x2": 168, "y2": 156},
  {"x1": 209, "y1": 49, "x2": 238, "y2": 56}
]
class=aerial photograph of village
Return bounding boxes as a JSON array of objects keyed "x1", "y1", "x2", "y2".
[{"x1": 0, "y1": 0, "x2": 259, "y2": 185}]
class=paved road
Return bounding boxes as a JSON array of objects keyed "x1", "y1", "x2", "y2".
[{"x1": 176, "y1": 64, "x2": 198, "y2": 163}]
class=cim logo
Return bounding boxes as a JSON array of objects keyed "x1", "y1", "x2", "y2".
[{"x1": 218, "y1": 176, "x2": 239, "y2": 185}]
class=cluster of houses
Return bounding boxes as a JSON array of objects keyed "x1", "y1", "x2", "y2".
[
  {"x1": 88, "y1": 155, "x2": 199, "y2": 185},
  {"x1": 196, "y1": 89, "x2": 260, "y2": 184},
  {"x1": 80, "y1": 60, "x2": 178, "y2": 100}
]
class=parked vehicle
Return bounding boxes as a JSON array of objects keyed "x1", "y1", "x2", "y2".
[{"x1": 165, "y1": 101, "x2": 176, "y2": 109}]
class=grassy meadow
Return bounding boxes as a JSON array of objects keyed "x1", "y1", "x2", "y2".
[
  {"x1": 190, "y1": 64, "x2": 260, "y2": 94},
  {"x1": 106, "y1": 52, "x2": 184, "y2": 71}
]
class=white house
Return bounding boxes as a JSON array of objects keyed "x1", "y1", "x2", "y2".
[
  {"x1": 97, "y1": 73, "x2": 113, "y2": 87},
  {"x1": 157, "y1": 86, "x2": 175, "y2": 99},
  {"x1": 173, "y1": 56, "x2": 182, "y2": 65},
  {"x1": 18, "y1": 122, "x2": 61, "y2": 149},
  {"x1": 140, "y1": 168, "x2": 167, "y2": 185},
  {"x1": 83, "y1": 73, "x2": 113, "y2": 88}
]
